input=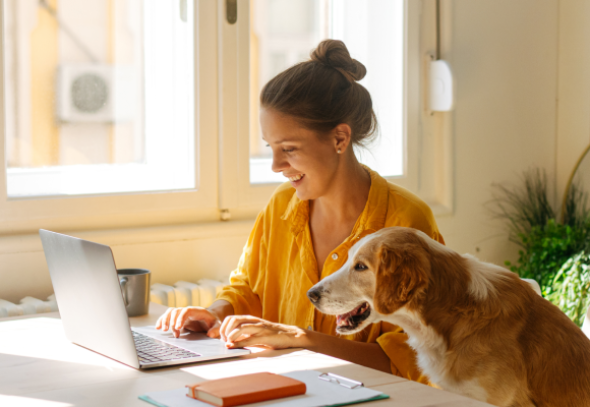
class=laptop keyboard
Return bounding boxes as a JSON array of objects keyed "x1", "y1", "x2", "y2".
[{"x1": 132, "y1": 331, "x2": 201, "y2": 364}]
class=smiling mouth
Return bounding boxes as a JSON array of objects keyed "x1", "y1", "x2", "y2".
[
  {"x1": 287, "y1": 174, "x2": 304, "y2": 182},
  {"x1": 336, "y1": 302, "x2": 371, "y2": 333}
]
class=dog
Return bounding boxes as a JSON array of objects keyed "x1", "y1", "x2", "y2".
[{"x1": 307, "y1": 226, "x2": 590, "y2": 407}]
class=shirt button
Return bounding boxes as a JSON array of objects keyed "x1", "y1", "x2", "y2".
[
  {"x1": 331, "y1": 253, "x2": 339, "y2": 260},
  {"x1": 307, "y1": 325, "x2": 312, "y2": 330}
]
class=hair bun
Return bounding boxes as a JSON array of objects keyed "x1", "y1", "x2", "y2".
[{"x1": 310, "y1": 39, "x2": 367, "y2": 83}]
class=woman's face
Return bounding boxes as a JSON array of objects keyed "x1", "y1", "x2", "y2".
[{"x1": 260, "y1": 108, "x2": 340, "y2": 201}]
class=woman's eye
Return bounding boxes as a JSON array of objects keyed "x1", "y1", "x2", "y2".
[
  {"x1": 282, "y1": 148, "x2": 295, "y2": 153},
  {"x1": 354, "y1": 263, "x2": 367, "y2": 271}
]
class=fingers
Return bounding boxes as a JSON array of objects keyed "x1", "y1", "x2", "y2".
[
  {"x1": 194, "y1": 309, "x2": 219, "y2": 329},
  {"x1": 172, "y1": 307, "x2": 192, "y2": 338},
  {"x1": 219, "y1": 317, "x2": 230, "y2": 341},
  {"x1": 219, "y1": 315, "x2": 262, "y2": 342},
  {"x1": 174, "y1": 307, "x2": 190, "y2": 330},
  {"x1": 155, "y1": 312, "x2": 164, "y2": 329},
  {"x1": 226, "y1": 336, "x2": 274, "y2": 350},
  {"x1": 155, "y1": 307, "x2": 174, "y2": 330},
  {"x1": 224, "y1": 325, "x2": 299, "y2": 350},
  {"x1": 226, "y1": 324, "x2": 266, "y2": 343},
  {"x1": 169, "y1": 308, "x2": 182, "y2": 338},
  {"x1": 207, "y1": 326, "x2": 220, "y2": 338},
  {"x1": 155, "y1": 307, "x2": 220, "y2": 338},
  {"x1": 220, "y1": 316, "x2": 263, "y2": 341},
  {"x1": 206, "y1": 320, "x2": 221, "y2": 338}
]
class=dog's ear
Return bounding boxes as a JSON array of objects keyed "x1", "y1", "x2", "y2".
[{"x1": 373, "y1": 244, "x2": 428, "y2": 315}]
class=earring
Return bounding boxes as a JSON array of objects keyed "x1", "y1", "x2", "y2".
[{"x1": 337, "y1": 149, "x2": 342, "y2": 154}]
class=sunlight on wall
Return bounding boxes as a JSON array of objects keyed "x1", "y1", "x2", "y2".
[{"x1": 0, "y1": 395, "x2": 72, "y2": 407}]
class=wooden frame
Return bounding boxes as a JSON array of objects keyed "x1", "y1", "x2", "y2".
[
  {"x1": 217, "y1": 0, "x2": 453, "y2": 219},
  {"x1": 0, "y1": 0, "x2": 220, "y2": 235}
]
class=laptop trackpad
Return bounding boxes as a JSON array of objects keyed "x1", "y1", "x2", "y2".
[{"x1": 132, "y1": 326, "x2": 249, "y2": 357}]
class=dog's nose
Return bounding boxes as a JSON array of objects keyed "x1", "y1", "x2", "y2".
[{"x1": 307, "y1": 288, "x2": 322, "y2": 304}]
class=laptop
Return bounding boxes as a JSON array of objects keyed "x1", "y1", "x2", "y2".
[{"x1": 39, "y1": 229, "x2": 250, "y2": 369}]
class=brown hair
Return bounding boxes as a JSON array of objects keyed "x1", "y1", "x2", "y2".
[{"x1": 260, "y1": 39, "x2": 378, "y2": 147}]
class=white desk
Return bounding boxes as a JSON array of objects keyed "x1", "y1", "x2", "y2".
[{"x1": 0, "y1": 303, "x2": 492, "y2": 407}]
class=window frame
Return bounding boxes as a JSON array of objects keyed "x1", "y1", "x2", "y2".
[
  {"x1": 0, "y1": 0, "x2": 453, "y2": 235},
  {"x1": 0, "y1": 0, "x2": 220, "y2": 235},
  {"x1": 218, "y1": 0, "x2": 426, "y2": 220}
]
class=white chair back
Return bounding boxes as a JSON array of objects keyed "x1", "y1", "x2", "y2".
[
  {"x1": 582, "y1": 306, "x2": 590, "y2": 339},
  {"x1": 521, "y1": 278, "x2": 542, "y2": 296}
]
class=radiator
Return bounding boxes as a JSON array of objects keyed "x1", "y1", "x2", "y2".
[
  {"x1": 0, "y1": 295, "x2": 58, "y2": 318},
  {"x1": 150, "y1": 279, "x2": 227, "y2": 308},
  {"x1": 0, "y1": 279, "x2": 227, "y2": 317}
]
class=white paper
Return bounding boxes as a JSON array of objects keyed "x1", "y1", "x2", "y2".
[{"x1": 140, "y1": 370, "x2": 385, "y2": 407}]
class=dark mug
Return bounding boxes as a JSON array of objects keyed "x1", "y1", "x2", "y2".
[{"x1": 117, "y1": 268, "x2": 151, "y2": 317}]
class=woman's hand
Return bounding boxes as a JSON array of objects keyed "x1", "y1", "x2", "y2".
[
  {"x1": 219, "y1": 315, "x2": 308, "y2": 350},
  {"x1": 155, "y1": 307, "x2": 221, "y2": 338}
]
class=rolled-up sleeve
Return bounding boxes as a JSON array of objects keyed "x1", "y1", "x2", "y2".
[{"x1": 215, "y1": 212, "x2": 265, "y2": 317}]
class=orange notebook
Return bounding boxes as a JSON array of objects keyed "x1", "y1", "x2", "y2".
[{"x1": 186, "y1": 372, "x2": 306, "y2": 407}]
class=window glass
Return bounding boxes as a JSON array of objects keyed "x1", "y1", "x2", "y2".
[
  {"x1": 249, "y1": 0, "x2": 404, "y2": 184},
  {"x1": 4, "y1": 0, "x2": 195, "y2": 197}
]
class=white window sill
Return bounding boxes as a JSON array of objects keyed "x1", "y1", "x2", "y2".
[
  {"x1": 0, "y1": 219, "x2": 256, "y2": 256},
  {"x1": 7, "y1": 163, "x2": 195, "y2": 199}
]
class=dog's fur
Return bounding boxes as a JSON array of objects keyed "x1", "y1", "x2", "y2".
[{"x1": 307, "y1": 227, "x2": 590, "y2": 407}]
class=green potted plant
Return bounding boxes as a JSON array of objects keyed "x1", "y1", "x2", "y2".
[{"x1": 492, "y1": 170, "x2": 590, "y2": 326}]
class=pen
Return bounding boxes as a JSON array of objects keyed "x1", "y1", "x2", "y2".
[{"x1": 318, "y1": 372, "x2": 364, "y2": 389}]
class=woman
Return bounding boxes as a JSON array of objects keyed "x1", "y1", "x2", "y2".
[{"x1": 156, "y1": 40, "x2": 444, "y2": 380}]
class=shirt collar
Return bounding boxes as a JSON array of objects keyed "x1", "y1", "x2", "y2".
[
  {"x1": 281, "y1": 166, "x2": 390, "y2": 236},
  {"x1": 280, "y1": 189, "x2": 309, "y2": 235}
]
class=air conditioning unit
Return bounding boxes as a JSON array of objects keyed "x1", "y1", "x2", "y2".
[{"x1": 56, "y1": 64, "x2": 135, "y2": 123}]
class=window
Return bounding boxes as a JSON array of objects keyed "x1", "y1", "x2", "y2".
[
  {"x1": 249, "y1": 0, "x2": 405, "y2": 184},
  {"x1": 0, "y1": 0, "x2": 448, "y2": 235},
  {"x1": 0, "y1": 0, "x2": 217, "y2": 234},
  {"x1": 219, "y1": 0, "x2": 424, "y2": 215},
  {"x1": 5, "y1": 0, "x2": 195, "y2": 197}
]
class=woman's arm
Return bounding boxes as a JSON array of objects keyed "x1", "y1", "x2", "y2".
[
  {"x1": 219, "y1": 315, "x2": 391, "y2": 373},
  {"x1": 302, "y1": 330, "x2": 391, "y2": 373},
  {"x1": 206, "y1": 299, "x2": 234, "y2": 336},
  {"x1": 156, "y1": 210, "x2": 266, "y2": 338},
  {"x1": 208, "y1": 299, "x2": 234, "y2": 322}
]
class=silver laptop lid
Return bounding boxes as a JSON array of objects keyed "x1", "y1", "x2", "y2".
[{"x1": 39, "y1": 229, "x2": 139, "y2": 369}]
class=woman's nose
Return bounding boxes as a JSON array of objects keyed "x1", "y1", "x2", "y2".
[{"x1": 271, "y1": 152, "x2": 289, "y2": 173}]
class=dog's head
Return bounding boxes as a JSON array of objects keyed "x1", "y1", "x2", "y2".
[{"x1": 307, "y1": 227, "x2": 431, "y2": 334}]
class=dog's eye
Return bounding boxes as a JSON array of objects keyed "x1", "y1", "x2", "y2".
[{"x1": 354, "y1": 263, "x2": 367, "y2": 271}]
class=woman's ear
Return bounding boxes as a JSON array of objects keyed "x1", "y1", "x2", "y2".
[
  {"x1": 332, "y1": 123, "x2": 352, "y2": 154},
  {"x1": 373, "y1": 244, "x2": 429, "y2": 315}
]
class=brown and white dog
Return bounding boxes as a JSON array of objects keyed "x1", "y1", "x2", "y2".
[{"x1": 307, "y1": 227, "x2": 590, "y2": 407}]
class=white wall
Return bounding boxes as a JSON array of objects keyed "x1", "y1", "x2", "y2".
[
  {"x1": 0, "y1": 222, "x2": 253, "y2": 303},
  {"x1": 3, "y1": 0, "x2": 589, "y2": 303},
  {"x1": 556, "y1": 1, "x2": 590, "y2": 198},
  {"x1": 436, "y1": 0, "x2": 559, "y2": 265}
]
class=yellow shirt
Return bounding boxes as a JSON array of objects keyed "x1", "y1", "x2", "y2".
[{"x1": 216, "y1": 167, "x2": 444, "y2": 382}]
